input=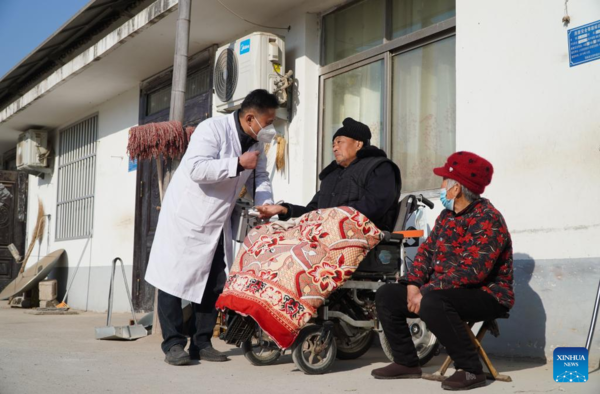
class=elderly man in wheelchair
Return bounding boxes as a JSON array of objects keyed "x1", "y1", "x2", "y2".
[
  {"x1": 372, "y1": 151, "x2": 514, "y2": 391},
  {"x1": 256, "y1": 117, "x2": 401, "y2": 231},
  {"x1": 250, "y1": 118, "x2": 439, "y2": 373},
  {"x1": 250, "y1": 117, "x2": 408, "y2": 371}
]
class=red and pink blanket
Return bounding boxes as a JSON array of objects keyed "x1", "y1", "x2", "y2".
[{"x1": 216, "y1": 207, "x2": 382, "y2": 348}]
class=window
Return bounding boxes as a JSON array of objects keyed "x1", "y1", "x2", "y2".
[
  {"x1": 185, "y1": 67, "x2": 211, "y2": 99},
  {"x1": 147, "y1": 85, "x2": 171, "y2": 116},
  {"x1": 322, "y1": 60, "x2": 384, "y2": 165},
  {"x1": 146, "y1": 67, "x2": 211, "y2": 116},
  {"x1": 56, "y1": 115, "x2": 97, "y2": 240},
  {"x1": 391, "y1": 0, "x2": 455, "y2": 39},
  {"x1": 391, "y1": 36, "x2": 456, "y2": 191},
  {"x1": 323, "y1": 0, "x2": 385, "y2": 65},
  {"x1": 320, "y1": 0, "x2": 455, "y2": 193}
]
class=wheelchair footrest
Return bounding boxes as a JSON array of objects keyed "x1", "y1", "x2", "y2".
[{"x1": 221, "y1": 314, "x2": 255, "y2": 347}]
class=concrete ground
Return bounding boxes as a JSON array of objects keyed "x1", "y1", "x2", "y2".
[{"x1": 0, "y1": 305, "x2": 598, "y2": 394}]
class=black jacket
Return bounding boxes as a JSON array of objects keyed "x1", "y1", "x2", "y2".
[{"x1": 280, "y1": 146, "x2": 401, "y2": 231}]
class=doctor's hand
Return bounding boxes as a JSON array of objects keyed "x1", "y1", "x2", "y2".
[
  {"x1": 406, "y1": 284, "x2": 423, "y2": 315},
  {"x1": 256, "y1": 204, "x2": 287, "y2": 219},
  {"x1": 239, "y1": 151, "x2": 260, "y2": 170}
]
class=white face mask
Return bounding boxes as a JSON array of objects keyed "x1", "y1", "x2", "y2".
[{"x1": 250, "y1": 117, "x2": 277, "y2": 143}]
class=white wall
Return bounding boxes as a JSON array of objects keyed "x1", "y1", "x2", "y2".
[
  {"x1": 269, "y1": 11, "x2": 321, "y2": 205},
  {"x1": 457, "y1": 0, "x2": 600, "y2": 358},
  {"x1": 456, "y1": 0, "x2": 600, "y2": 260},
  {"x1": 26, "y1": 87, "x2": 139, "y2": 312}
]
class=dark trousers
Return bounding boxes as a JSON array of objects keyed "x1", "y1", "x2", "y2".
[
  {"x1": 376, "y1": 283, "x2": 508, "y2": 374},
  {"x1": 157, "y1": 241, "x2": 227, "y2": 354}
]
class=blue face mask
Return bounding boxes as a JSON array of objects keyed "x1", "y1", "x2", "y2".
[{"x1": 440, "y1": 188, "x2": 454, "y2": 211}]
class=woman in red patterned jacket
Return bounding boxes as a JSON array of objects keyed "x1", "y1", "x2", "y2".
[{"x1": 371, "y1": 151, "x2": 514, "y2": 391}]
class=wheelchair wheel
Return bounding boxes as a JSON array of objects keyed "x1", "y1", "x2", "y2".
[
  {"x1": 335, "y1": 324, "x2": 374, "y2": 360},
  {"x1": 242, "y1": 327, "x2": 282, "y2": 366},
  {"x1": 292, "y1": 324, "x2": 337, "y2": 374},
  {"x1": 380, "y1": 318, "x2": 439, "y2": 366}
]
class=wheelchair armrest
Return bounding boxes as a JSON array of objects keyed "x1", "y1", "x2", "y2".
[
  {"x1": 382, "y1": 231, "x2": 404, "y2": 242},
  {"x1": 382, "y1": 230, "x2": 424, "y2": 242},
  {"x1": 395, "y1": 230, "x2": 424, "y2": 239}
]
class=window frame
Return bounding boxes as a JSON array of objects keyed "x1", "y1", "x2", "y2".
[
  {"x1": 318, "y1": 1, "x2": 456, "y2": 193},
  {"x1": 55, "y1": 113, "x2": 99, "y2": 241},
  {"x1": 319, "y1": 53, "x2": 387, "y2": 170},
  {"x1": 139, "y1": 45, "x2": 217, "y2": 127},
  {"x1": 320, "y1": 0, "x2": 388, "y2": 66}
]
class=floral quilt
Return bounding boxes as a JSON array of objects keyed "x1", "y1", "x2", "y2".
[{"x1": 216, "y1": 207, "x2": 382, "y2": 349}]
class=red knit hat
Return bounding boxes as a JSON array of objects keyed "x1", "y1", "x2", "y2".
[{"x1": 433, "y1": 151, "x2": 494, "y2": 194}]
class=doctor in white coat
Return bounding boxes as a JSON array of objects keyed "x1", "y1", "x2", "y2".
[{"x1": 145, "y1": 89, "x2": 277, "y2": 365}]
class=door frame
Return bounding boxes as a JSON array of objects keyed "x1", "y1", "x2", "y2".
[{"x1": 0, "y1": 170, "x2": 27, "y2": 292}]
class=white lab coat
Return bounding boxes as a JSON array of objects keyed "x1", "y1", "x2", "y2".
[{"x1": 145, "y1": 113, "x2": 273, "y2": 303}]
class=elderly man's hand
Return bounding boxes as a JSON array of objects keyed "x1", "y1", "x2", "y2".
[
  {"x1": 407, "y1": 284, "x2": 423, "y2": 314},
  {"x1": 256, "y1": 204, "x2": 287, "y2": 219}
]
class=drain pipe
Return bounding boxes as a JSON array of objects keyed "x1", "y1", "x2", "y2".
[
  {"x1": 152, "y1": 0, "x2": 192, "y2": 336},
  {"x1": 169, "y1": 0, "x2": 191, "y2": 126}
]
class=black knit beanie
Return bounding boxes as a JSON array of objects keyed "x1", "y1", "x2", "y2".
[{"x1": 332, "y1": 117, "x2": 371, "y2": 146}]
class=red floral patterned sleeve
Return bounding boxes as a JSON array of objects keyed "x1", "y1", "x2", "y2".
[
  {"x1": 405, "y1": 212, "x2": 447, "y2": 287},
  {"x1": 421, "y1": 212, "x2": 509, "y2": 292}
]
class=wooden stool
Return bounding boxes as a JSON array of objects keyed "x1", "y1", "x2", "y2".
[
  {"x1": 213, "y1": 311, "x2": 225, "y2": 337},
  {"x1": 422, "y1": 319, "x2": 512, "y2": 383}
]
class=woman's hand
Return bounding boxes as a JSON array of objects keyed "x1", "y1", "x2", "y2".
[
  {"x1": 255, "y1": 204, "x2": 287, "y2": 219},
  {"x1": 407, "y1": 284, "x2": 423, "y2": 314}
]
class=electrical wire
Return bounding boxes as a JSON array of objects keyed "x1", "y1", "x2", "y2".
[
  {"x1": 217, "y1": 0, "x2": 290, "y2": 31},
  {"x1": 562, "y1": 0, "x2": 571, "y2": 25}
]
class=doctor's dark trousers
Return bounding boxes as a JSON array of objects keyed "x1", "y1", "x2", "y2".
[{"x1": 157, "y1": 234, "x2": 227, "y2": 354}]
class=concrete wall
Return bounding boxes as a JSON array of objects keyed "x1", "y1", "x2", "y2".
[
  {"x1": 456, "y1": 0, "x2": 600, "y2": 360},
  {"x1": 26, "y1": 87, "x2": 139, "y2": 312},
  {"x1": 268, "y1": 11, "x2": 321, "y2": 206}
]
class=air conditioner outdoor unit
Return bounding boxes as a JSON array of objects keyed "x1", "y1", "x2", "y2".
[
  {"x1": 214, "y1": 32, "x2": 288, "y2": 114},
  {"x1": 16, "y1": 130, "x2": 50, "y2": 172}
]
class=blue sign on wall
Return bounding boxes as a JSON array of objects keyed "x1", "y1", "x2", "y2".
[
  {"x1": 568, "y1": 20, "x2": 600, "y2": 67},
  {"x1": 128, "y1": 157, "x2": 137, "y2": 172},
  {"x1": 240, "y1": 38, "x2": 251, "y2": 55}
]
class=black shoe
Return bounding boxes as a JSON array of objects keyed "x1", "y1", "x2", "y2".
[
  {"x1": 442, "y1": 370, "x2": 487, "y2": 391},
  {"x1": 164, "y1": 345, "x2": 191, "y2": 366},
  {"x1": 199, "y1": 346, "x2": 229, "y2": 362},
  {"x1": 371, "y1": 362, "x2": 422, "y2": 379}
]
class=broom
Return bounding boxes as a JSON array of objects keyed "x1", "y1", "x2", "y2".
[
  {"x1": 19, "y1": 200, "x2": 45, "y2": 274},
  {"x1": 56, "y1": 232, "x2": 92, "y2": 310},
  {"x1": 8, "y1": 200, "x2": 45, "y2": 304}
]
